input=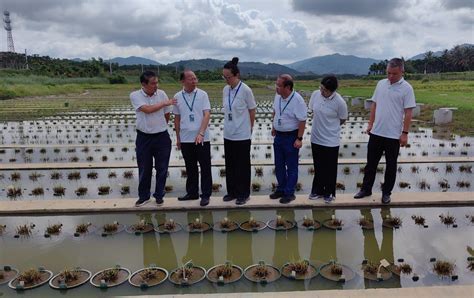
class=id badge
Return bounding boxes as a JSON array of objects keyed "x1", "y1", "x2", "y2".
[
  {"x1": 228, "y1": 113, "x2": 233, "y2": 121},
  {"x1": 277, "y1": 118, "x2": 282, "y2": 126},
  {"x1": 189, "y1": 114, "x2": 195, "y2": 122}
]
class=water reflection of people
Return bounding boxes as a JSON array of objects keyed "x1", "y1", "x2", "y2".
[
  {"x1": 182, "y1": 211, "x2": 214, "y2": 268},
  {"x1": 361, "y1": 208, "x2": 401, "y2": 288},
  {"x1": 226, "y1": 210, "x2": 253, "y2": 268},
  {"x1": 272, "y1": 209, "x2": 300, "y2": 267},
  {"x1": 150, "y1": 212, "x2": 178, "y2": 270}
]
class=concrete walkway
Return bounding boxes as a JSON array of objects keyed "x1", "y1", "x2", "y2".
[{"x1": 0, "y1": 192, "x2": 472, "y2": 215}]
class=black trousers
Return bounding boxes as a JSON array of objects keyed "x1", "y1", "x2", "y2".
[
  {"x1": 181, "y1": 142, "x2": 212, "y2": 198},
  {"x1": 224, "y1": 138, "x2": 251, "y2": 198},
  {"x1": 311, "y1": 143, "x2": 340, "y2": 197},
  {"x1": 361, "y1": 133, "x2": 400, "y2": 196}
]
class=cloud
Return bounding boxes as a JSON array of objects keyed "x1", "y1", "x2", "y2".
[{"x1": 441, "y1": 0, "x2": 474, "y2": 9}]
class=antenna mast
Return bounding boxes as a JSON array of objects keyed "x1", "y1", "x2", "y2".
[{"x1": 3, "y1": 10, "x2": 15, "y2": 52}]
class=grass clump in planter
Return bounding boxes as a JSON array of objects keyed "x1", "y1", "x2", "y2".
[
  {"x1": 87, "y1": 171, "x2": 98, "y2": 179},
  {"x1": 46, "y1": 223, "x2": 62, "y2": 235},
  {"x1": 120, "y1": 185, "x2": 130, "y2": 195},
  {"x1": 68, "y1": 171, "x2": 81, "y2": 180},
  {"x1": 215, "y1": 262, "x2": 234, "y2": 278},
  {"x1": 254, "y1": 167, "x2": 263, "y2": 177},
  {"x1": 456, "y1": 181, "x2": 471, "y2": 188},
  {"x1": 164, "y1": 219, "x2": 176, "y2": 231},
  {"x1": 7, "y1": 186, "x2": 22, "y2": 198},
  {"x1": 439, "y1": 213, "x2": 456, "y2": 226},
  {"x1": 432, "y1": 260, "x2": 455, "y2": 278},
  {"x1": 330, "y1": 264, "x2": 343, "y2": 275},
  {"x1": 139, "y1": 268, "x2": 159, "y2": 281},
  {"x1": 398, "y1": 181, "x2": 411, "y2": 189},
  {"x1": 123, "y1": 171, "x2": 134, "y2": 179},
  {"x1": 212, "y1": 183, "x2": 222, "y2": 192},
  {"x1": 31, "y1": 187, "x2": 44, "y2": 196},
  {"x1": 75, "y1": 187, "x2": 88, "y2": 196},
  {"x1": 411, "y1": 215, "x2": 426, "y2": 226},
  {"x1": 103, "y1": 222, "x2": 119, "y2": 233},
  {"x1": 50, "y1": 172, "x2": 62, "y2": 180},
  {"x1": 164, "y1": 185, "x2": 173, "y2": 192},
  {"x1": 10, "y1": 172, "x2": 21, "y2": 181},
  {"x1": 18, "y1": 268, "x2": 42, "y2": 284},
  {"x1": 108, "y1": 171, "x2": 117, "y2": 178},
  {"x1": 28, "y1": 172, "x2": 43, "y2": 181},
  {"x1": 16, "y1": 224, "x2": 34, "y2": 237},
  {"x1": 59, "y1": 269, "x2": 79, "y2": 283},
  {"x1": 76, "y1": 223, "x2": 92, "y2": 234},
  {"x1": 253, "y1": 262, "x2": 270, "y2": 279},
  {"x1": 98, "y1": 186, "x2": 111, "y2": 195},
  {"x1": 251, "y1": 182, "x2": 261, "y2": 192},
  {"x1": 99, "y1": 268, "x2": 119, "y2": 282},
  {"x1": 287, "y1": 260, "x2": 309, "y2": 274},
  {"x1": 53, "y1": 185, "x2": 65, "y2": 196},
  {"x1": 418, "y1": 180, "x2": 431, "y2": 190},
  {"x1": 395, "y1": 263, "x2": 413, "y2": 275}
]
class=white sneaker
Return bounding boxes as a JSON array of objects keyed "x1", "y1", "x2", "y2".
[{"x1": 308, "y1": 193, "x2": 322, "y2": 200}]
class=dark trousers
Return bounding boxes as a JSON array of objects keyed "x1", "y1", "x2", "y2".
[
  {"x1": 224, "y1": 138, "x2": 251, "y2": 198},
  {"x1": 311, "y1": 143, "x2": 339, "y2": 197},
  {"x1": 135, "y1": 130, "x2": 171, "y2": 200},
  {"x1": 181, "y1": 142, "x2": 212, "y2": 198},
  {"x1": 361, "y1": 133, "x2": 400, "y2": 196},
  {"x1": 274, "y1": 131, "x2": 300, "y2": 195}
]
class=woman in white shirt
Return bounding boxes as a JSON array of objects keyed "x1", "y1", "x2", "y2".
[
  {"x1": 221, "y1": 57, "x2": 257, "y2": 205},
  {"x1": 308, "y1": 75, "x2": 348, "y2": 203}
]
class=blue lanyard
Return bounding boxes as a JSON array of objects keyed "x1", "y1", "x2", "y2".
[
  {"x1": 279, "y1": 91, "x2": 295, "y2": 116},
  {"x1": 181, "y1": 90, "x2": 197, "y2": 112},
  {"x1": 227, "y1": 81, "x2": 242, "y2": 112}
]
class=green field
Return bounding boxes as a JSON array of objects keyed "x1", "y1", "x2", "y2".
[{"x1": 0, "y1": 74, "x2": 473, "y2": 135}]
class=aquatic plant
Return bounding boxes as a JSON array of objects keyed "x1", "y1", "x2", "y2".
[
  {"x1": 18, "y1": 268, "x2": 42, "y2": 284},
  {"x1": 31, "y1": 187, "x2": 44, "y2": 196},
  {"x1": 439, "y1": 213, "x2": 456, "y2": 226},
  {"x1": 396, "y1": 263, "x2": 413, "y2": 275},
  {"x1": 75, "y1": 187, "x2": 88, "y2": 196},
  {"x1": 28, "y1": 172, "x2": 43, "y2": 181},
  {"x1": 302, "y1": 216, "x2": 315, "y2": 227},
  {"x1": 123, "y1": 170, "x2": 134, "y2": 179},
  {"x1": 363, "y1": 262, "x2": 378, "y2": 275},
  {"x1": 330, "y1": 264, "x2": 343, "y2": 275},
  {"x1": 445, "y1": 164, "x2": 453, "y2": 173},
  {"x1": 358, "y1": 217, "x2": 371, "y2": 227},
  {"x1": 251, "y1": 182, "x2": 261, "y2": 192},
  {"x1": 131, "y1": 220, "x2": 148, "y2": 231},
  {"x1": 254, "y1": 167, "x2": 263, "y2": 177},
  {"x1": 330, "y1": 218, "x2": 343, "y2": 227},
  {"x1": 411, "y1": 215, "x2": 426, "y2": 226},
  {"x1": 248, "y1": 217, "x2": 260, "y2": 228},
  {"x1": 10, "y1": 172, "x2": 21, "y2": 181},
  {"x1": 16, "y1": 224, "x2": 33, "y2": 236},
  {"x1": 108, "y1": 171, "x2": 117, "y2": 178},
  {"x1": 418, "y1": 180, "x2": 431, "y2": 190},
  {"x1": 139, "y1": 268, "x2": 159, "y2": 281},
  {"x1": 50, "y1": 172, "x2": 62, "y2": 180},
  {"x1": 7, "y1": 186, "x2": 22, "y2": 198},
  {"x1": 432, "y1": 260, "x2": 455, "y2": 277},
  {"x1": 287, "y1": 260, "x2": 309, "y2": 274},
  {"x1": 180, "y1": 169, "x2": 187, "y2": 178},
  {"x1": 308, "y1": 167, "x2": 315, "y2": 175},
  {"x1": 219, "y1": 169, "x2": 226, "y2": 177},
  {"x1": 335, "y1": 182, "x2": 345, "y2": 191},
  {"x1": 53, "y1": 185, "x2": 66, "y2": 196},
  {"x1": 215, "y1": 262, "x2": 233, "y2": 278},
  {"x1": 190, "y1": 218, "x2": 203, "y2": 230},
  {"x1": 219, "y1": 217, "x2": 232, "y2": 229},
  {"x1": 164, "y1": 219, "x2": 176, "y2": 231},
  {"x1": 87, "y1": 171, "x2": 98, "y2": 179},
  {"x1": 343, "y1": 167, "x2": 351, "y2": 175},
  {"x1": 253, "y1": 262, "x2": 269, "y2": 278},
  {"x1": 75, "y1": 223, "x2": 91, "y2": 234},
  {"x1": 164, "y1": 185, "x2": 173, "y2": 192},
  {"x1": 67, "y1": 171, "x2": 81, "y2": 180},
  {"x1": 103, "y1": 222, "x2": 119, "y2": 233},
  {"x1": 276, "y1": 215, "x2": 286, "y2": 227},
  {"x1": 99, "y1": 268, "x2": 119, "y2": 282},
  {"x1": 59, "y1": 269, "x2": 79, "y2": 283},
  {"x1": 385, "y1": 216, "x2": 402, "y2": 227},
  {"x1": 46, "y1": 223, "x2": 62, "y2": 234},
  {"x1": 98, "y1": 185, "x2": 110, "y2": 195},
  {"x1": 212, "y1": 183, "x2": 222, "y2": 192}
]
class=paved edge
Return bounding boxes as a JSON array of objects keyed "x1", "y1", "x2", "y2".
[{"x1": 0, "y1": 192, "x2": 473, "y2": 215}]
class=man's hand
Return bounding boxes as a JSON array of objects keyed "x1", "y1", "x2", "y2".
[
  {"x1": 366, "y1": 123, "x2": 373, "y2": 134},
  {"x1": 165, "y1": 98, "x2": 177, "y2": 106},
  {"x1": 399, "y1": 133, "x2": 408, "y2": 147},
  {"x1": 195, "y1": 134, "x2": 204, "y2": 145},
  {"x1": 293, "y1": 139, "x2": 302, "y2": 149},
  {"x1": 271, "y1": 127, "x2": 276, "y2": 137},
  {"x1": 176, "y1": 139, "x2": 181, "y2": 150}
]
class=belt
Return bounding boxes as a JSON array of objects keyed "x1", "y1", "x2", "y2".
[
  {"x1": 275, "y1": 129, "x2": 298, "y2": 136},
  {"x1": 136, "y1": 129, "x2": 167, "y2": 136}
]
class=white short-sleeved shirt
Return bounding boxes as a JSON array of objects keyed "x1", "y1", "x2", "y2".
[
  {"x1": 272, "y1": 91, "x2": 307, "y2": 132},
  {"x1": 371, "y1": 78, "x2": 416, "y2": 140},
  {"x1": 130, "y1": 89, "x2": 172, "y2": 134},
  {"x1": 222, "y1": 81, "x2": 257, "y2": 140},
  {"x1": 172, "y1": 88, "x2": 211, "y2": 143},
  {"x1": 309, "y1": 90, "x2": 348, "y2": 147}
]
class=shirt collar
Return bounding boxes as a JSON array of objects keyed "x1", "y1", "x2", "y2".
[
  {"x1": 182, "y1": 87, "x2": 197, "y2": 94},
  {"x1": 140, "y1": 88, "x2": 156, "y2": 97},
  {"x1": 322, "y1": 91, "x2": 336, "y2": 101},
  {"x1": 388, "y1": 77, "x2": 404, "y2": 85}
]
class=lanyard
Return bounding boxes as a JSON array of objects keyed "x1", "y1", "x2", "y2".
[
  {"x1": 181, "y1": 90, "x2": 197, "y2": 112},
  {"x1": 279, "y1": 91, "x2": 295, "y2": 116},
  {"x1": 227, "y1": 81, "x2": 242, "y2": 112}
]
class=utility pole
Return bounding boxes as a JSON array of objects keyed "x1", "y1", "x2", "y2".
[
  {"x1": 24, "y1": 48, "x2": 29, "y2": 70},
  {"x1": 109, "y1": 59, "x2": 112, "y2": 75}
]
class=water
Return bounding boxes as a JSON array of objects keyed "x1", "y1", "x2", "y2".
[{"x1": 0, "y1": 206, "x2": 473, "y2": 296}]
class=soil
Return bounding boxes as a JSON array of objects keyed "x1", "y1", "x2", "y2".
[
  {"x1": 319, "y1": 263, "x2": 355, "y2": 282},
  {"x1": 212, "y1": 221, "x2": 239, "y2": 232},
  {"x1": 322, "y1": 219, "x2": 344, "y2": 230},
  {"x1": 91, "y1": 268, "x2": 129, "y2": 288},
  {"x1": 207, "y1": 265, "x2": 242, "y2": 283},
  {"x1": 9, "y1": 270, "x2": 52, "y2": 289},
  {"x1": 155, "y1": 223, "x2": 182, "y2": 233},
  {"x1": 169, "y1": 267, "x2": 206, "y2": 285},
  {"x1": 126, "y1": 223, "x2": 154, "y2": 234},
  {"x1": 50, "y1": 270, "x2": 91, "y2": 289},
  {"x1": 281, "y1": 263, "x2": 318, "y2": 280},
  {"x1": 362, "y1": 265, "x2": 392, "y2": 281},
  {"x1": 296, "y1": 219, "x2": 321, "y2": 230},
  {"x1": 267, "y1": 219, "x2": 295, "y2": 230},
  {"x1": 244, "y1": 264, "x2": 280, "y2": 283},
  {"x1": 129, "y1": 268, "x2": 167, "y2": 287},
  {"x1": 0, "y1": 268, "x2": 18, "y2": 285},
  {"x1": 240, "y1": 220, "x2": 267, "y2": 232},
  {"x1": 186, "y1": 222, "x2": 211, "y2": 233}
]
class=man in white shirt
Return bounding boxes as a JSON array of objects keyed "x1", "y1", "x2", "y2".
[
  {"x1": 130, "y1": 71, "x2": 176, "y2": 207},
  {"x1": 354, "y1": 58, "x2": 416, "y2": 204},
  {"x1": 269, "y1": 74, "x2": 307, "y2": 204},
  {"x1": 173, "y1": 70, "x2": 212, "y2": 207}
]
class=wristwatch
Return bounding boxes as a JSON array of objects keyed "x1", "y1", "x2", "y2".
[{"x1": 296, "y1": 136, "x2": 303, "y2": 141}]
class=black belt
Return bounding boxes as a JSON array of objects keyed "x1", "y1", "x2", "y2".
[
  {"x1": 275, "y1": 129, "x2": 298, "y2": 136},
  {"x1": 136, "y1": 129, "x2": 167, "y2": 136}
]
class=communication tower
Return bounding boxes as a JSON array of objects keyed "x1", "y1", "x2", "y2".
[{"x1": 3, "y1": 10, "x2": 15, "y2": 52}]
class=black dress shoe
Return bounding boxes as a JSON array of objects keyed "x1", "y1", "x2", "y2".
[
  {"x1": 178, "y1": 194, "x2": 199, "y2": 201},
  {"x1": 223, "y1": 194, "x2": 235, "y2": 202},
  {"x1": 200, "y1": 197, "x2": 210, "y2": 206},
  {"x1": 279, "y1": 194, "x2": 295, "y2": 204},
  {"x1": 382, "y1": 194, "x2": 391, "y2": 204},
  {"x1": 236, "y1": 197, "x2": 249, "y2": 205},
  {"x1": 269, "y1": 191, "x2": 284, "y2": 200},
  {"x1": 354, "y1": 190, "x2": 372, "y2": 199}
]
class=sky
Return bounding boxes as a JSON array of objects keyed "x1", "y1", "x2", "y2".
[{"x1": 1, "y1": 0, "x2": 472, "y2": 64}]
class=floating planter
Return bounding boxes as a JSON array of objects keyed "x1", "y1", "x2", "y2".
[
  {"x1": 322, "y1": 216, "x2": 344, "y2": 230},
  {"x1": 125, "y1": 220, "x2": 154, "y2": 235},
  {"x1": 439, "y1": 213, "x2": 456, "y2": 227},
  {"x1": 431, "y1": 260, "x2": 456, "y2": 280},
  {"x1": 90, "y1": 265, "x2": 131, "y2": 288},
  {"x1": 74, "y1": 222, "x2": 95, "y2": 237},
  {"x1": 267, "y1": 215, "x2": 295, "y2": 231},
  {"x1": 466, "y1": 214, "x2": 474, "y2": 225},
  {"x1": 99, "y1": 221, "x2": 125, "y2": 237},
  {"x1": 319, "y1": 261, "x2": 355, "y2": 282},
  {"x1": 411, "y1": 215, "x2": 427, "y2": 227},
  {"x1": 206, "y1": 261, "x2": 243, "y2": 284},
  {"x1": 8, "y1": 267, "x2": 53, "y2": 290},
  {"x1": 44, "y1": 223, "x2": 62, "y2": 238},
  {"x1": 155, "y1": 219, "x2": 182, "y2": 234},
  {"x1": 14, "y1": 223, "x2": 35, "y2": 238},
  {"x1": 296, "y1": 216, "x2": 321, "y2": 230},
  {"x1": 49, "y1": 268, "x2": 92, "y2": 290},
  {"x1": 186, "y1": 218, "x2": 211, "y2": 233},
  {"x1": 361, "y1": 261, "x2": 392, "y2": 281},
  {"x1": 281, "y1": 260, "x2": 318, "y2": 280},
  {"x1": 128, "y1": 266, "x2": 168, "y2": 288},
  {"x1": 467, "y1": 259, "x2": 474, "y2": 272},
  {"x1": 239, "y1": 217, "x2": 267, "y2": 232},
  {"x1": 212, "y1": 217, "x2": 239, "y2": 232},
  {"x1": 382, "y1": 215, "x2": 402, "y2": 229},
  {"x1": 357, "y1": 216, "x2": 374, "y2": 230},
  {"x1": 0, "y1": 265, "x2": 18, "y2": 285},
  {"x1": 388, "y1": 262, "x2": 413, "y2": 277},
  {"x1": 169, "y1": 261, "x2": 206, "y2": 286},
  {"x1": 244, "y1": 261, "x2": 280, "y2": 284}
]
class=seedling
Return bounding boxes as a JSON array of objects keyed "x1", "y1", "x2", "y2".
[
  {"x1": 46, "y1": 223, "x2": 62, "y2": 235},
  {"x1": 411, "y1": 215, "x2": 426, "y2": 226},
  {"x1": 18, "y1": 268, "x2": 42, "y2": 284},
  {"x1": 251, "y1": 182, "x2": 261, "y2": 192},
  {"x1": 287, "y1": 260, "x2": 309, "y2": 274},
  {"x1": 123, "y1": 171, "x2": 134, "y2": 179},
  {"x1": 7, "y1": 186, "x2": 22, "y2": 198},
  {"x1": 439, "y1": 213, "x2": 456, "y2": 226},
  {"x1": 75, "y1": 223, "x2": 91, "y2": 234},
  {"x1": 99, "y1": 268, "x2": 119, "y2": 282},
  {"x1": 98, "y1": 185, "x2": 110, "y2": 195},
  {"x1": 432, "y1": 260, "x2": 455, "y2": 277},
  {"x1": 75, "y1": 187, "x2": 88, "y2": 196},
  {"x1": 215, "y1": 262, "x2": 233, "y2": 278},
  {"x1": 253, "y1": 262, "x2": 269, "y2": 278},
  {"x1": 139, "y1": 268, "x2": 159, "y2": 281},
  {"x1": 53, "y1": 185, "x2": 66, "y2": 196},
  {"x1": 212, "y1": 183, "x2": 222, "y2": 192}
]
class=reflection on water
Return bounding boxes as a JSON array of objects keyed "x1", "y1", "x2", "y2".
[{"x1": 0, "y1": 206, "x2": 472, "y2": 296}]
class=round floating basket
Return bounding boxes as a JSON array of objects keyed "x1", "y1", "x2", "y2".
[
  {"x1": 358, "y1": 219, "x2": 374, "y2": 230},
  {"x1": 319, "y1": 262, "x2": 355, "y2": 282},
  {"x1": 186, "y1": 222, "x2": 212, "y2": 233},
  {"x1": 73, "y1": 224, "x2": 97, "y2": 238},
  {"x1": 244, "y1": 263, "x2": 281, "y2": 284},
  {"x1": 322, "y1": 219, "x2": 344, "y2": 230},
  {"x1": 296, "y1": 219, "x2": 321, "y2": 230},
  {"x1": 155, "y1": 222, "x2": 183, "y2": 234},
  {"x1": 239, "y1": 220, "x2": 267, "y2": 232},
  {"x1": 206, "y1": 263, "x2": 243, "y2": 284},
  {"x1": 125, "y1": 223, "x2": 154, "y2": 235},
  {"x1": 212, "y1": 220, "x2": 239, "y2": 232},
  {"x1": 8, "y1": 268, "x2": 53, "y2": 290},
  {"x1": 49, "y1": 268, "x2": 92, "y2": 290},
  {"x1": 388, "y1": 263, "x2": 414, "y2": 277},
  {"x1": 168, "y1": 265, "x2": 206, "y2": 286},
  {"x1": 382, "y1": 218, "x2": 402, "y2": 229},
  {"x1": 0, "y1": 265, "x2": 18, "y2": 285},
  {"x1": 90, "y1": 266, "x2": 131, "y2": 288},
  {"x1": 361, "y1": 264, "x2": 392, "y2": 281},
  {"x1": 128, "y1": 267, "x2": 168, "y2": 288},
  {"x1": 97, "y1": 223, "x2": 126, "y2": 237},
  {"x1": 281, "y1": 261, "x2": 318, "y2": 280},
  {"x1": 267, "y1": 219, "x2": 296, "y2": 231}
]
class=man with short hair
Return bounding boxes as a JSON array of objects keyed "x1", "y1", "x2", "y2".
[
  {"x1": 130, "y1": 71, "x2": 177, "y2": 207},
  {"x1": 173, "y1": 70, "x2": 212, "y2": 207},
  {"x1": 354, "y1": 58, "x2": 416, "y2": 204},
  {"x1": 269, "y1": 74, "x2": 307, "y2": 204}
]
